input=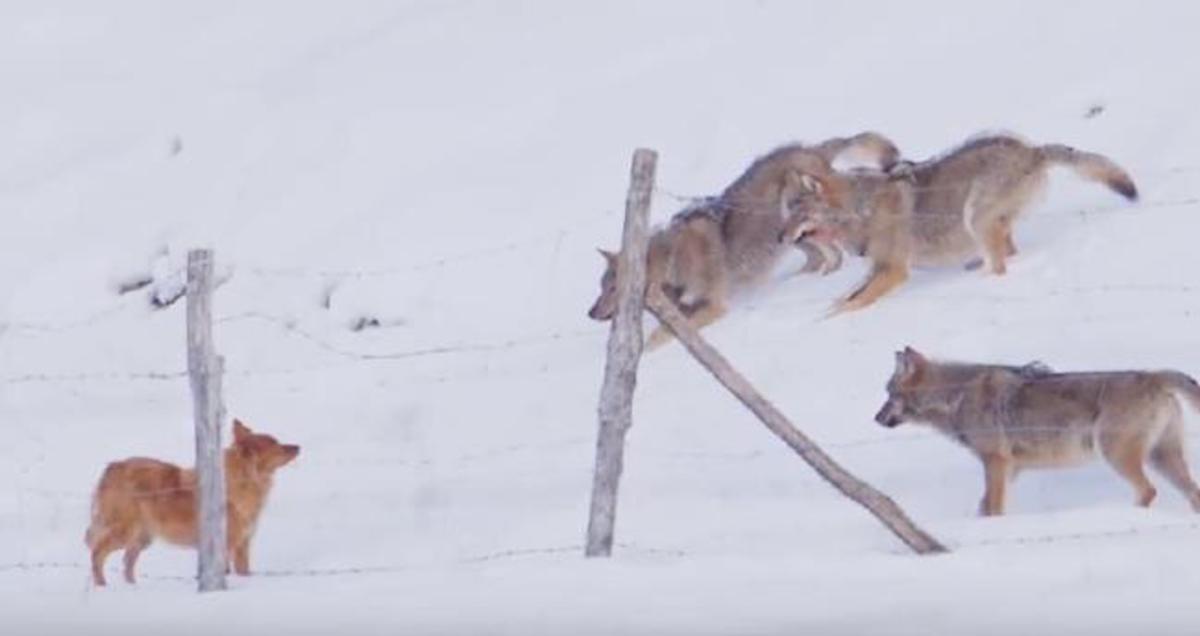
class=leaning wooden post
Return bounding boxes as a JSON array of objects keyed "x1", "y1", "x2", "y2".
[
  {"x1": 645, "y1": 289, "x2": 947, "y2": 555},
  {"x1": 585, "y1": 148, "x2": 657, "y2": 557},
  {"x1": 187, "y1": 249, "x2": 228, "y2": 591}
]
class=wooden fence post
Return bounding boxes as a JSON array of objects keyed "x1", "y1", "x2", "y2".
[
  {"x1": 187, "y1": 249, "x2": 228, "y2": 591},
  {"x1": 585, "y1": 148, "x2": 657, "y2": 557},
  {"x1": 645, "y1": 289, "x2": 947, "y2": 555}
]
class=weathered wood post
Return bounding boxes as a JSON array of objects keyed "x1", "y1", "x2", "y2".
[
  {"x1": 645, "y1": 289, "x2": 947, "y2": 555},
  {"x1": 585, "y1": 148, "x2": 656, "y2": 557},
  {"x1": 187, "y1": 249, "x2": 228, "y2": 591}
]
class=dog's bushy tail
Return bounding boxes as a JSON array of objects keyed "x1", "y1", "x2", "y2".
[
  {"x1": 84, "y1": 463, "x2": 119, "y2": 547},
  {"x1": 1040, "y1": 144, "x2": 1138, "y2": 201},
  {"x1": 1163, "y1": 371, "x2": 1200, "y2": 412}
]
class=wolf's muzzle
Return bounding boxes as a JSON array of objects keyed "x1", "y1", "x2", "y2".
[{"x1": 874, "y1": 405, "x2": 902, "y2": 428}]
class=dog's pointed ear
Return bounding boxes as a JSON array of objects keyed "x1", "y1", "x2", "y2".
[
  {"x1": 597, "y1": 248, "x2": 617, "y2": 265},
  {"x1": 232, "y1": 419, "x2": 251, "y2": 441}
]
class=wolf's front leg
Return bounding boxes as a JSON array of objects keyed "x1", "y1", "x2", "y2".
[
  {"x1": 830, "y1": 264, "x2": 908, "y2": 315},
  {"x1": 645, "y1": 324, "x2": 675, "y2": 351},
  {"x1": 645, "y1": 301, "x2": 727, "y2": 351},
  {"x1": 978, "y1": 454, "x2": 1012, "y2": 516}
]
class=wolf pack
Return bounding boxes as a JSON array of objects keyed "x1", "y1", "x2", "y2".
[
  {"x1": 590, "y1": 130, "x2": 1200, "y2": 520},
  {"x1": 82, "y1": 131, "x2": 1199, "y2": 587}
]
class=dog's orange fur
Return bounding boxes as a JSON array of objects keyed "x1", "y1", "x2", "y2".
[{"x1": 84, "y1": 419, "x2": 299, "y2": 586}]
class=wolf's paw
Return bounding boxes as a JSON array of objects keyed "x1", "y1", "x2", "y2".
[{"x1": 645, "y1": 329, "x2": 673, "y2": 351}]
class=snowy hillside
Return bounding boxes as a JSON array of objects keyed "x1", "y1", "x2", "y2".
[{"x1": 3, "y1": 1, "x2": 1200, "y2": 633}]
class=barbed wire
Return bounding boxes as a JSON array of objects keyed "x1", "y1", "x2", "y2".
[
  {"x1": 5, "y1": 519, "x2": 1197, "y2": 584},
  {"x1": 240, "y1": 211, "x2": 616, "y2": 281},
  {"x1": 653, "y1": 185, "x2": 1200, "y2": 218},
  {"x1": 962, "y1": 518, "x2": 1200, "y2": 549},
  {"x1": 0, "y1": 369, "x2": 187, "y2": 386},
  {"x1": 215, "y1": 311, "x2": 602, "y2": 362},
  {"x1": 0, "y1": 541, "x2": 682, "y2": 581}
]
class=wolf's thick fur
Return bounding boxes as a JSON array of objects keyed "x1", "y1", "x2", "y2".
[
  {"x1": 84, "y1": 419, "x2": 300, "y2": 586},
  {"x1": 587, "y1": 133, "x2": 895, "y2": 347},
  {"x1": 875, "y1": 348, "x2": 1200, "y2": 516},
  {"x1": 782, "y1": 134, "x2": 1138, "y2": 312}
]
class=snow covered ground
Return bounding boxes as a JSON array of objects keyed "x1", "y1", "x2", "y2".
[{"x1": 3, "y1": 1, "x2": 1200, "y2": 633}]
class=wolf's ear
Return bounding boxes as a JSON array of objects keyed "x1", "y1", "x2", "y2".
[
  {"x1": 597, "y1": 248, "x2": 617, "y2": 265},
  {"x1": 800, "y1": 173, "x2": 824, "y2": 194},
  {"x1": 233, "y1": 419, "x2": 251, "y2": 441},
  {"x1": 902, "y1": 346, "x2": 927, "y2": 363},
  {"x1": 785, "y1": 169, "x2": 824, "y2": 195},
  {"x1": 896, "y1": 347, "x2": 926, "y2": 380}
]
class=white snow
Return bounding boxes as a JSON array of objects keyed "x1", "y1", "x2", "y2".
[{"x1": 3, "y1": 1, "x2": 1200, "y2": 634}]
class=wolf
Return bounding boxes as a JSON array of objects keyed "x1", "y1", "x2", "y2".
[
  {"x1": 781, "y1": 133, "x2": 1138, "y2": 313},
  {"x1": 875, "y1": 347, "x2": 1200, "y2": 516},
  {"x1": 84, "y1": 419, "x2": 300, "y2": 586},
  {"x1": 588, "y1": 133, "x2": 896, "y2": 348}
]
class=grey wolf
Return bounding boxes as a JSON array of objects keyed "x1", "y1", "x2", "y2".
[
  {"x1": 782, "y1": 133, "x2": 1138, "y2": 312},
  {"x1": 588, "y1": 133, "x2": 896, "y2": 347},
  {"x1": 875, "y1": 347, "x2": 1200, "y2": 516}
]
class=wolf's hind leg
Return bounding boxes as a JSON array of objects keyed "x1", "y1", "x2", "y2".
[
  {"x1": 1149, "y1": 413, "x2": 1200, "y2": 512},
  {"x1": 1101, "y1": 431, "x2": 1157, "y2": 507},
  {"x1": 981, "y1": 216, "x2": 1015, "y2": 275},
  {"x1": 1003, "y1": 225, "x2": 1018, "y2": 257}
]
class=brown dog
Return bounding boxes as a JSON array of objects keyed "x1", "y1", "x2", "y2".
[{"x1": 84, "y1": 419, "x2": 299, "y2": 586}]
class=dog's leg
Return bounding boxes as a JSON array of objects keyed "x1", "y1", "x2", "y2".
[
  {"x1": 830, "y1": 264, "x2": 908, "y2": 315},
  {"x1": 979, "y1": 454, "x2": 1012, "y2": 516},
  {"x1": 232, "y1": 540, "x2": 251, "y2": 576},
  {"x1": 89, "y1": 529, "x2": 123, "y2": 586},
  {"x1": 121, "y1": 531, "x2": 151, "y2": 584}
]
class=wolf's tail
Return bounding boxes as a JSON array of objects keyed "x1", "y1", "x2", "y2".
[
  {"x1": 1039, "y1": 144, "x2": 1138, "y2": 201},
  {"x1": 1163, "y1": 371, "x2": 1200, "y2": 412},
  {"x1": 815, "y1": 132, "x2": 901, "y2": 171}
]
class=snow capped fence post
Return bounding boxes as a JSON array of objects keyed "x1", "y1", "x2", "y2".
[
  {"x1": 644, "y1": 288, "x2": 947, "y2": 556},
  {"x1": 187, "y1": 249, "x2": 229, "y2": 591},
  {"x1": 585, "y1": 148, "x2": 656, "y2": 558}
]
